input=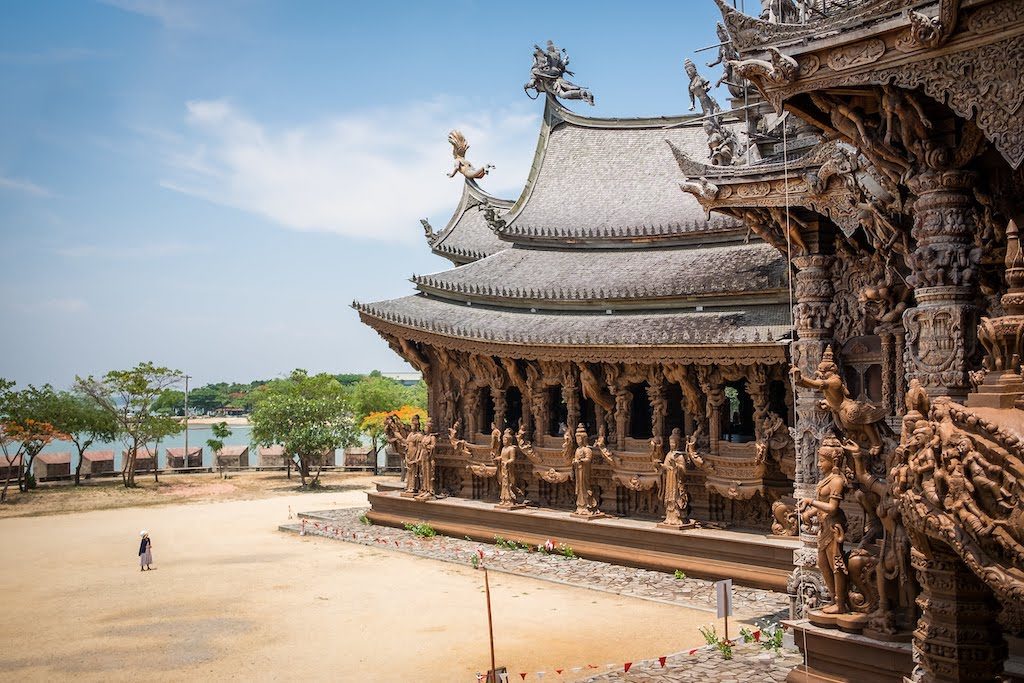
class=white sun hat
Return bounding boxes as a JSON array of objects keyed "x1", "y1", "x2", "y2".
[{"x1": 140, "y1": 530, "x2": 148, "y2": 537}]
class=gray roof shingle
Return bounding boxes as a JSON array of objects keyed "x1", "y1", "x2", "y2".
[
  {"x1": 355, "y1": 295, "x2": 790, "y2": 347},
  {"x1": 413, "y1": 242, "x2": 787, "y2": 306}
]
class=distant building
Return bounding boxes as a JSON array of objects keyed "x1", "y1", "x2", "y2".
[
  {"x1": 126, "y1": 448, "x2": 156, "y2": 472},
  {"x1": 381, "y1": 372, "x2": 421, "y2": 386},
  {"x1": 82, "y1": 450, "x2": 115, "y2": 476},
  {"x1": 167, "y1": 447, "x2": 202, "y2": 469},
  {"x1": 216, "y1": 446, "x2": 249, "y2": 469},
  {"x1": 0, "y1": 455, "x2": 22, "y2": 482},
  {"x1": 257, "y1": 445, "x2": 287, "y2": 468},
  {"x1": 343, "y1": 446, "x2": 373, "y2": 469},
  {"x1": 34, "y1": 452, "x2": 71, "y2": 479}
]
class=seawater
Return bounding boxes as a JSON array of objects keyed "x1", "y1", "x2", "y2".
[{"x1": 37, "y1": 424, "x2": 341, "y2": 470}]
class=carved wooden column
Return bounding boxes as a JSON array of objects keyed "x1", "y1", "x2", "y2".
[
  {"x1": 789, "y1": 253, "x2": 836, "y2": 616},
  {"x1": 530, "y1": 386, "x2": 549, "y2": 442},
  {"x1": 911, "y1": 545, "x2": 1007, "y2": 682},
  {"x1": 895, "y1": 327, "x2": 907, "y2": 416},
  {"x1": 464, "y1": 387, "x2": 481, "y2": 437},
  {"x1": 647, "y1": 380, "x2": 666, "y2": 440},
  {"x1": 491, "y1": 386, "x2": 507, "y2": 431},
  {"x1": 902, "y1": 170, "x2": 980, "y2": 402},
  {"x1": 562, "y1": 381, "x2": 580, "y2": 434},
  {"x1": 879, "y1": 328, "x2": 895, "y2": 415},
  {"x1": 697, "y1": 366, "x2": 725, "y2": 455},
  {"x1": 614, "y1": 387, "x2": 630, "y2": 449}
]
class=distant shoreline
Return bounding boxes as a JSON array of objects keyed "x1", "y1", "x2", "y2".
[{"x1": 177, "y1": 416, "x2": 252, "y2": 427}]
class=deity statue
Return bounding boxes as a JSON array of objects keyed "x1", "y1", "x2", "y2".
[
  {"x1": 706, "y1": 23, "x2": 744, "y2": 97},
  {"x1": 402, "y1": 419, "x2": 424, "y2": 495},
  {"x1": 572, "y1": 424, "x2": 611, "y2": 517},
  {"x1": 415, "y1": 419, "x2": 438, "y2": 500},
  {"x1": 703, "y1": 120, "x2": 737, "y2": 167},
  {"x1": 797, "y1": 436, "x2": 851, "y2": 618},
  {"x1": 659, "y1": 428, "x2": 699, "y2": 528},
  {"x1": 684, "y1": 58, "x2": 721, "y2": 118},
  {"x1": 494, "y1": 428, "x2": 525, "y2": 508},
  {"x1": 524, "y1": 40, "x2": 595, "y2": 105},
  {"x1": 791, "y1": 345, "x2": 889, "y2": 453},
  {"x1": 846, "y1": 438, "x2": 917, "y2": 635},
  {"x1": 760, "y1": 410, "x2": 796, "y2": 479},
  {"x1": 489, "y1": 422, "x2": 502, "y2": 459},
  {"x1": 447, "y1": 130, "x2": 493, "y2": 180}
]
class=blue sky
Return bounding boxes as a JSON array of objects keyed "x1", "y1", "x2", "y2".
[{"x1": 0, "y1": 0, "x2": 731, "y2": 388}]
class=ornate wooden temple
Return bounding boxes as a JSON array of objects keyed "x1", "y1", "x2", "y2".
[{"x1": 357, "y1": 2, "x2": 1024, "y2": 680}]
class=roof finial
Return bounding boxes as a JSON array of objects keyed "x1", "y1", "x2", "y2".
[
  {"x1": 524, "y1": 40, "x2": 594, "y2": 106},
  {"x1": 447, "y1": 130, "x2": 493, "y2": 180}
]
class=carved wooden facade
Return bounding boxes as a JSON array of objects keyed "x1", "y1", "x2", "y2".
[{"x1": 674, "y1": 1, "x2": 1024, "y2": 680}]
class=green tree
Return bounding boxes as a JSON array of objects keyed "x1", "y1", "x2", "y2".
[
  {"x1": 75, "y1": 362, "x2": 184, "y2": 487},
  {"x1": 48, "y1": 391, "x2": 119, "y2": 485},
  {"x1": 0, "y1": 383, "x2": 68, "y2": 497},
  {"x1": 250, "y1": 370, "x2": 358, "y2": 488},
  {"x1": 153, "y1": 389, "x2": 185, "y2": 415},
  {"x1": 188, "y1": 386, "x2": 222, "y2": 414},
  {"x1": 207, "y1": 421, "x2": 232, "y2": 477},
  {"x1": 402, "y1": 380, "x2": 428, "y2": 410},
  {"x1": 350, "y1": 375, "x2": 407, "y2": 424}
]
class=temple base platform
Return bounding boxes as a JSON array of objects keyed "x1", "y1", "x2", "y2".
[
  {"x1": 783, "y1": 619, "x2": 913, "y2": 683},
  {"x1": 366, "y1": 489, "x2": 799, "y2": 591}
]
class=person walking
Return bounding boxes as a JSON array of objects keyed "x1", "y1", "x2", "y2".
[{"x1": 138, "y1": 531, "x2": 153, "y2": 571}]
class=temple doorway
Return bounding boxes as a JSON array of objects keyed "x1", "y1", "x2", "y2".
[
  {"x1": 665, "y1": 382, "x2": 685, "y2": 439},
  {"x1": 548, "y1": 386, "x2": 568, "y2": 436},
  {"x1": 768, "y1": 379, "x2": 790, "y2": 425},
  {"x1": 505, "y1": 387, "x2": 523, "y2": 431},
  {"x1": 482, "y1": 389, "x2": 495, "y2": 433},
  {"x1": 723, "y1": 379, "x2": 755, "y2": 442},
  {"x1": 629, "y1": 382, "x2": 652, "y2": 439},
  {"x1": 581, "y1": 396, "x2": 598, "y2": 435}
]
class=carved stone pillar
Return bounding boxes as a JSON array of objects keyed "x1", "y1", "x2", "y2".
[
  {"x1": 911, "y1": 545, "x2": 1007, "y2": 682},
  {"x1": 789, "y1": 254, "x2": 836, "y2": 617},
  {"x1": 903, "y1": 170, "x2": 980, "y2": 402},
  {"x1": 491, "y1": 386, "x2": 507, "y2": 431}
]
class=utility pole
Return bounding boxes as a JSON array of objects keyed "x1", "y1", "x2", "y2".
[{"x1": 183, "y1": 374, "x2": 191, "y2": 469}]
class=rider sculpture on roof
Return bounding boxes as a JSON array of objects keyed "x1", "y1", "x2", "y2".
[{"x1": 524, "y1": 40, "x2": 594, "y2": 106}]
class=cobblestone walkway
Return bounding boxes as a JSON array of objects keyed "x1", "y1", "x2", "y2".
[
  {"x1": 581, "y1": 643, "x2": 803, "y2": 682},
  {"x1": 283, "y1": 507, "x2": 790, "y2": 622}
]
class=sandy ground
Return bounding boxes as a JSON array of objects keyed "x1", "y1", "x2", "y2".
[
  {"x1": 0, "y1": 471, "x2": 373, "y2": 518},
  {"x1": 1, "y1": 487, "x2": 716, "y2": 682}
]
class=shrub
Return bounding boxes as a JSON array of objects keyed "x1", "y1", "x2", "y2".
[
  {"x1": 358, "y1": 513, "x2": 372, "y2": 526},
  {"x1": 404, "y1": 521, "x2": 436, "y2": 538},
  {"x1": 674, "y1": 569, "x2": 686, "y2": 580}
]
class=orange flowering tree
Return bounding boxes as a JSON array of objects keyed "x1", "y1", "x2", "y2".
[
  {"x1": 360, "y1": 405, "x2": 428, "y2": 470},
  {"x1": 0, "y1": 381, "x2": 69, "y2": 502}
]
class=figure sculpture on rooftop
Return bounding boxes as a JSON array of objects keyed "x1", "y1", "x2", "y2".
[
  {"x1": 447, "y1": 130, "x2": 493, "y2": 180},
  {"x1": 707, "y1": 23, "x2": 744, "y2": 98},
  {"x1": 684, "y1": 59, "x2": 721, "y2": 119},
  {"x1": 524, "y1": 40, "x2": 594, "y2": 106}
]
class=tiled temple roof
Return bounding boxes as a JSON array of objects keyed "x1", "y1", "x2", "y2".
[
  {"x1": 427, "y1": 180, "x2": 512, "y2": 265},
  {"x1": 496, "y1": 100, "x2": 744, "y2": 245},
  {"x1": 355, "y1": 295, "x2": 791, "y2": 348},
  {"x1": 412, "y1": 242, "x2": 787, "y2": 308}
]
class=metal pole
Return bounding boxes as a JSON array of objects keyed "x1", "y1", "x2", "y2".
[
  {"x1": 183, "y1": 374, "x2": 190, "y2": 470},
  {"x1": 485, "y1": 567, "x2": 497, "y2": 683}
]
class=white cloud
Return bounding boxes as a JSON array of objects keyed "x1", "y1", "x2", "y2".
[
  {"x1": 0, "y1": 175, "x2": 52, "y2": 197},
  {"x1": 56, "y1": 242, "x2": 199, "y2": 259},
  {"x1": 159, "y1": 97, "x2": 539, "y2": 243},
  {"x1": 99, "y1": 0, "x2": 197, "y2": 30}
]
